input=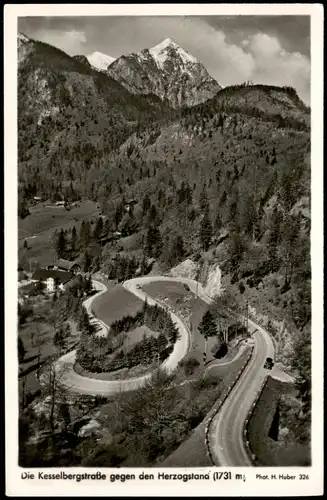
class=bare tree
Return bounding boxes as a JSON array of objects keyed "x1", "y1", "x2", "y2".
[
  {"x1": 38, "y1": 360, "x2": 72, "y2": 435},
  {"x1": 34, "y1": 335, "x2": 51, "y2": 380}
]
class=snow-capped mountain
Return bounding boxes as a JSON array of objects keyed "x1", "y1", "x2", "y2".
[
  {"x1": 107, "y1": 38, "x2": 222, "y2": 108},
  {"x1": 86, "y1": 51, "x2": 116, "y2": 72}
]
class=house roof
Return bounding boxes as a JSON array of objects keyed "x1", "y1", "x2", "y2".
[
  {"x1": 55, "y1": 259, "x2": 80, "y2": 271},
  {"x1": 32, "y1": 269, "x2": 73, "y2": 284}
]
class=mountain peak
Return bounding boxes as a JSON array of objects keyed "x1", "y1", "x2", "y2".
[
  {"x1": 149, "y1": 37, "x2": 197, "y2": 68},
  {"x1": 150, "y1": 37, "x2": 179, "y2": 51},
  {"x1": 86, "y1": 51, "x2": 116, "y2": 71}
]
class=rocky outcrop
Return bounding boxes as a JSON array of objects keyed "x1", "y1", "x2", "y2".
[{"x1": 72, "y1": 54, "x2": 92, "y2": 67}]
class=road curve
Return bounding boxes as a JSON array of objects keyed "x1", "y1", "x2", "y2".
[
  {"x1": 84, "y1": 280, "x2": 108, "y2": 337},
  {"x1": 54, "y1": 276, "x2": 194, "y2": 395}
]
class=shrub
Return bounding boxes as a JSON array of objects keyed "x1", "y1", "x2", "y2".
[{"x1": 179, "y1": 356, "x2": 200, "y2": 376}]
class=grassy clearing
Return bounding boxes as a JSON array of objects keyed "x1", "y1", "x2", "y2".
[
  {"x1": 19, "y1": 200, "x2": 100, "y2": 240},
  {"x1": 19, "y1": 318, "x2": 79, "y2": 394},
  {"x1": 18, "y1": 200, "x2": 100, "y2": 267},
  {"x1": 91, "y1": 284, "x2": 144, "y2": 327}
]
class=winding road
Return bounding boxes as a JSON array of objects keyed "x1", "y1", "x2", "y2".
[
  {"x1": 54, "y1": 277, "x2": 194, "y2": 395},
  {"x1": 54, "y1": 274, "x2": 283, "y2": 466}
]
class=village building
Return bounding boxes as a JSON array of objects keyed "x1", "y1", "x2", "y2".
[
  {"x1": 47, "y1": 259, "x2": 81, "y2": 274},
  {"x1": 31, "y1": 269, "x2": 73, "y2": 292}
]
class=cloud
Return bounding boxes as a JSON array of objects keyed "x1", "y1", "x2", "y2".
[
  {"x1": 242, "y1": 32, "x2": 310, "y2": 102},
  {"x1": 64, "y1": 30, "x2": 87, "y2": 44}
]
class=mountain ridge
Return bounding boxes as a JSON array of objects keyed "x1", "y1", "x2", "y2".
[{"x1": 106, "y1": 37, "x2": 222, "y2": 108}]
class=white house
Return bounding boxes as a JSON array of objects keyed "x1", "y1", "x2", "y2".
[{"x1": 31, "y1": 269, "x2": 73, "y2": 292}]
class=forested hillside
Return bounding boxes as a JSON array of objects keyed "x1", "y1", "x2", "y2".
[{"x1": 18, "y1": 34, "x2": 171, "y2": 202}]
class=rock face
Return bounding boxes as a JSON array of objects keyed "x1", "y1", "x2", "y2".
[
  {"x1": 204, "y1": 264, "x2": 222, "y2": 298},
  {"x1": 72, "y1": 55, "x2": 92, "y2": 67},
  {"x1": 107, "y1": 37, "x2": 221, "y2": 108},
  {"x1": 170, "y1": 259, "x2": 199, "y2": 279},
  {"x1": 18, "y1": 32, "x2": 35, "y2": 64}
]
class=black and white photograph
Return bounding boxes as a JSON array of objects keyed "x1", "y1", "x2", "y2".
[{"x1": 5, "y1": 3, "x2": 323, "y2": 497}]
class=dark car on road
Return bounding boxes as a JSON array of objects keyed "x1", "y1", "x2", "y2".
[{"x1": 264, "y1": 357, "x2": 274, "y2": 370}]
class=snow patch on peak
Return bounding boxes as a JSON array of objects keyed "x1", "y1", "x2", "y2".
[
  {"x1": 87, "y1": 51, "x2": 116, "y2": 71},
  {"x1": 176, "y1": 46, "x2": 197, "y2": 65},
  {"x1": 149, "y1": 37, "x2": 197, "y2": 68},
  {"x1": 150, "y1": 38, "x2": 179, "y2": 54}
]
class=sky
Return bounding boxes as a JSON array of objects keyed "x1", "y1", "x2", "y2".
[{"x1": 18, "y1": 15, "x2": 311, "y2": 103}]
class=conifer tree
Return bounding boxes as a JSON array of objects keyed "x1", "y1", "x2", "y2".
[
  {"x1": 198, "y1": 310, "x2": 217, "y2": 360},
  {"x1": 71, "y1": 225, "x2": 77, "y2": 253},
  {"x1": 56, "y1": 228, "x2": 67, "y2": 258},
  {"x1": 93, "y1": 216, "x2": 103, "y2": 241},
  {"x1": 199, "y1": 206, "x2": 212, "y2": 251},
  {"x1": 199, "y1": 183, "x2": 208, "y2": 211},
  {"x1": 142, "y1": 194, "x2": 151, "y2": 215},
  {"x1": 79, "y1": 220, "x2": 91, "y2": 249},
  {"x1": 83, "y1": 251, "x2": 92, "y2": 273}
]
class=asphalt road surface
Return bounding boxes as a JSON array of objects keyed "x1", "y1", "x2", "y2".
[{"x1": 208, "y1": 319, "x2": 274, "y2": 466}]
